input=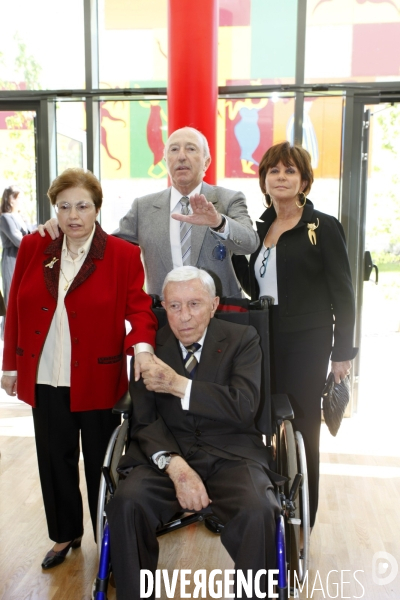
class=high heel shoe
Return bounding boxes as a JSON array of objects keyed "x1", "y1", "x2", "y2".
[{"x1": 41, "y1": 536, "x2": 82, "y2": 569}]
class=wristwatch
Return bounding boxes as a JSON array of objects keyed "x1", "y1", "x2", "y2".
[
  {"x1": 156, "y1": 453, "x2": 178, "y2": 471},
  {"x1": 211, "y1": 215, "x2": 226, "y2": 232}
]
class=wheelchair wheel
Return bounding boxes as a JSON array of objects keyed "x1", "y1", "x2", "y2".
[
  {"x1": 278, "y1": 420, "x2": 309, "y2": 584},
  {"x1": 295, "y1": 430, "x2": 310, "y2": 580},
  {"x1": 96, "y1": 418, "x2": 129, "y2": 558}
]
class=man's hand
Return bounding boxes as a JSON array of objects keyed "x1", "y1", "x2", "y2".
[
  {"x1": 171, "y1": 193, "x2": 223, "y2": 229},
  {"x1": 37, "y1": 218, "x2": 60, "y2": 239},
  {"x1": 331, "y1": 360, "x2": 352, "y2": 384},
  {"x1": 141, "y1": 356, "x2": 189, "y2": 397},
  {"x1": 166, "y1": 455, "x2": 211, "y2": 511},
  {"x1": 1, "y1": 375, "x2": 17, "y2": 396},
  {"x1": 133, "y1": 351, "x2": 154, "y2": 382}
]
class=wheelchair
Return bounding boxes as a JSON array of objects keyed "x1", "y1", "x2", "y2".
[{"x1": 93, "y1": 296, "x2": 310, "y2": 600}]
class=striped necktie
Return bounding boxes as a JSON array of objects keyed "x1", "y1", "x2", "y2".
[
  {"x1": 184, "y1": 343, "x2": 201, "y2": 378},
  {"x1": 180, "y1": 196, "x2": 192, "y2": 265}
]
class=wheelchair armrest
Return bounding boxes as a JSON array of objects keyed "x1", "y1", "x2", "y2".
[
  {"x1": 272, "y1": 393, "x2": 294, "y2": 422},
  {"x1": 112, "y1": 391, "x2": 132, "y2": 419},
  {"x1": 250, "y1": 295, "x2": 274, "y2": 309}
]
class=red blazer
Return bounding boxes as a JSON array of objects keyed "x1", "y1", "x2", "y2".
[{"x1": 2, "y1": 222, "x2": 157, "y2": 411}]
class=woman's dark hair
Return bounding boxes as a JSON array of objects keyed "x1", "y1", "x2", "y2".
[
  {"x1": 258, "y1": 142, "x2": 314, "y2": 197},
  {"x1": 47, "y1": 168, "x2": 103, "y2": 209},
  {"x1": 1, "y1": 186, "x2": 21, "y2": 214}
]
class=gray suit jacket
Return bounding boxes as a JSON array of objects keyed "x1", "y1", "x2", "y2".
[{"x1": 114, "y1": 182, "x2": 259, "y2": 297}]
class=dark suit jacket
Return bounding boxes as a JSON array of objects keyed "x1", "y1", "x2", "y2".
[
  {"x1": 121, "y1": 318, "x2": 281, "y2": 481},
  {"x1": 233, "y1": 200, "x2": 357, "y2": 362}
]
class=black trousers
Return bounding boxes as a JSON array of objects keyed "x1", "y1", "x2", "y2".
[
  {"x1": 269, "y1": 307, "x2": 332, "y2": 527},
  {"x1": 32, "y1": 384, "x2": 120, "y2": 543},
  {"x1": 106, "y1": 450, "x2": 281, "y2": 600}
]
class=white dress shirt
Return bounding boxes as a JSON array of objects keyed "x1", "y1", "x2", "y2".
[
  {"x1": 37, "y1": 227, "x2": 97, "y2": 386},
  {"x1": 152, "y1": 329, "x2": 207, "y2": 464}
]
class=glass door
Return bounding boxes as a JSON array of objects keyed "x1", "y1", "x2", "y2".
[
  {"x1": 0, "y1": 109, "x2": 37, "y2": 227},
  {"x1": 359, "y1": 102, "x2": 400, "y2": 420}
]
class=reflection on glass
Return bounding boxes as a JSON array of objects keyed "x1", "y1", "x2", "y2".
[
  {"x1": 303, "y1": 96, "x2": 343, "y2": 218},
  {"x1": 57, "y1": 135, "x2": 84, "y2": 174},
  {"x1": 56, "y1": 102, "x2": 86, "y2": 174},
  {"x1": 0, "y1": 0, "x2": 84, "y2": 90},
  {"x1": 305, "y1": 0, "x2": 400, "y2": 84},
  {"x1": 218, "y1": 0, "x2": 297, "y2": 86},
  {"x1": 100, "y1": 99, "x2": 168, "y2": 233},
  {"x1": 98, "y1": 0, "x2": 168, "y2": 89},
  {"x1": 217, "y1": 96, "x2": 295, "y2": 222},
  {"x1": 0, "y1": 110, "x2": 37, "y2": 226}
]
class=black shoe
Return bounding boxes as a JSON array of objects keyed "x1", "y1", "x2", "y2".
[{"x1": 41, "y1": 537, "x2": 82, "y2": 569}]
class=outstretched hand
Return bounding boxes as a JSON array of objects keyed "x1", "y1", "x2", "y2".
[
  {"x1": 171, "y1": 193, "x2": 223, "y2": 229},
  {"x1": 166, "y1": 455, "x2": 211, "y2": 511}
]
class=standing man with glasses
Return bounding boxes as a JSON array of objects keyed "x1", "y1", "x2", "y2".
[{"x1": 39, "y1": 127, "x2": 258, "y2": 298}]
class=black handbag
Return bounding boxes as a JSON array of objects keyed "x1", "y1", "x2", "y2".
[{"x1": 322, "y1": 372, "x2": 350, "y2": 436}]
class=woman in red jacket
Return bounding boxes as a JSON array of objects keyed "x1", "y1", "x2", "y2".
[{"x1": 1, "y1": 168, "x2": 157, "y2": 570}]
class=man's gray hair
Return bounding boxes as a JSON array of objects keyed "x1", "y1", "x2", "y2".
[
  {"x1": 164, "y1": 127, "x2": 211, "y2": 160},
  {"x1": 162, "y1": 266, "x2": 216, "y2": 299}
]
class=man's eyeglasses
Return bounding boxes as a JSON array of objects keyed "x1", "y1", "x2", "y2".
[
  {"x1": 259, "y1": 247, "x2": 272, "y2": 278},
  {"x1": 55, "y1": 202, "x2": 96, "y2": 214}
]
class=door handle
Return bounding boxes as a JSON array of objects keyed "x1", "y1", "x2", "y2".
[{"x1": 363, "y1": 250, "x2": 378, "y2": 284}]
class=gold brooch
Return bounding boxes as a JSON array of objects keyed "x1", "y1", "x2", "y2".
[
  {"x1": 45, "y1": 257, "x2": 59, "y2": 269},
  {"x1": 307, "y1": 219, "x2": 319, "y2": 245}
]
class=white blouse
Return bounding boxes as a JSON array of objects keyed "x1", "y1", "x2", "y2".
[
  {"x1": 37, "y1": 227, "x2": 96, "y2": 387},
  {"x1": 254, "y1": 244, "x2": 279, "y2": 305}
]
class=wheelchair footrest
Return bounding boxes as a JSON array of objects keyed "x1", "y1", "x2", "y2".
[
  {"x1": 204, "y1": 516, "x2": 224, "y2": 535},
  {"x1": 156, "y1": 512, "x2": 205, "y2": 537}
]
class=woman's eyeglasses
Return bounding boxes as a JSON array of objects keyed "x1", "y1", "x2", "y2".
[
  {"x1": 259, "y1": 247, "x2": 272, "y2": 278},
  {"x1": 55, "y1": 202, "x2": 96, "y2": 214}
]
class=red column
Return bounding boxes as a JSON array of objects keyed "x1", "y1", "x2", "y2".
[{"x1": 168, "y1": 0, "x2": 218, "y2": 184}]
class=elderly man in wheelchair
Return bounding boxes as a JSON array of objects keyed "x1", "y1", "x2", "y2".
[
  {"x1": 104, "y1": 265, "x2": 287, "y2": 599},
  {"x1": 97, "y1": 265, "x2": 310, "y2": 600}
]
